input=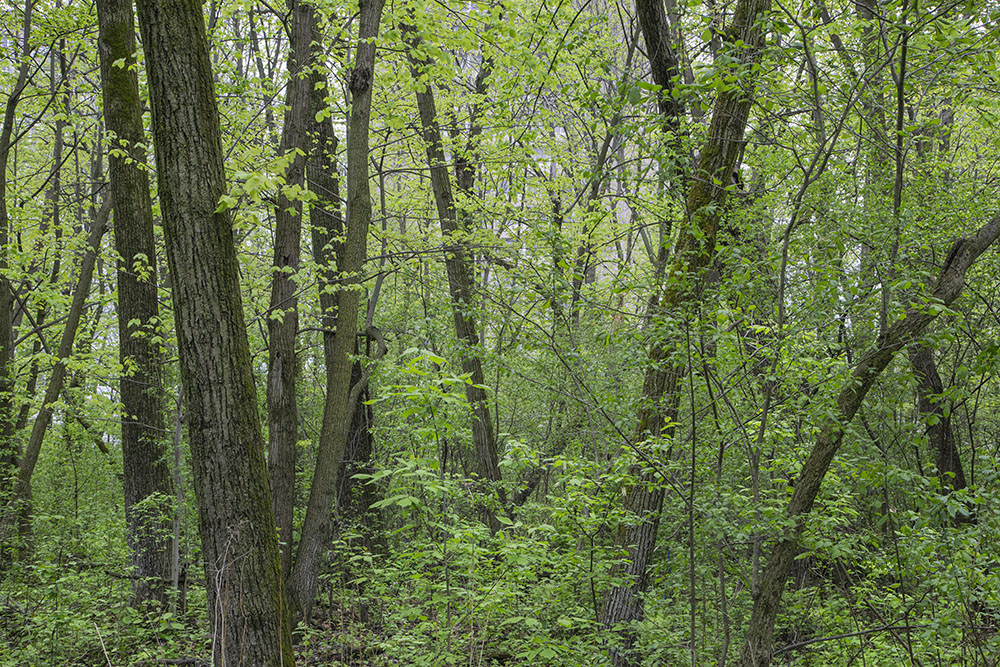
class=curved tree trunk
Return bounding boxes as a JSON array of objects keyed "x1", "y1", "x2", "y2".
[
  {"x1": 739, "y1": 215, "x2": 1000, "y2": 667},
  {"x1": 134, "y1": 1, "x2": 293, "y2": 664},
  {"x1": 96, "y1": 0, "x2": 174, "y2": 608}
]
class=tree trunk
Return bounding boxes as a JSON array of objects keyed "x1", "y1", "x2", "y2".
[
  {"x1": 739, "y1": 215, "x2": 1000, "y2": 667},
  {"x1": 267, "y1": 0, "x2": 315, "y2": 583},
  {"x1": 134, "y1": 1, "x2": 293, "y2": 664},
  {"x1": 909, "y1": 342, "x2": 967, "y2": 490},
  {"x1": 599, "y1": 0, "x2": 772, "y2": 662},
  {"x1": 96, "y1": 0, "x2": 174, "y2": 608},
  {"x1": 0, "y1": 0, "x2": 34, "y2": 507},
  {"x1": 406, "y1": 28, "x2": 507, "y2": 532},
  {"x1": 287, "y1": 0, "x2": 385, "y2": 622},
  {"x1": 1, "y1": 195, "x2": 112, "y2": 545}
]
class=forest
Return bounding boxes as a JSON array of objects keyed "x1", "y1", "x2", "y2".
[{"x1": 1, "y1": 0, "x2": 999, "y2": 665}]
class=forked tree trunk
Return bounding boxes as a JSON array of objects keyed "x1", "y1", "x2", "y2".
[
  {"x1": 739, "y1": 216, "x2": 1000, "y2": 667},
  {"x1": 599, "y1": 0, "x2": 772, "y2": 662},
  {"x1": 134, "y1": 1, "x2": 293, "y2": 664},
  {"x1": 267, "y1": 0, "x2": 315, "y2": 582},
  {"x1": 96, "y1": 0, "x2": 174, "y2": 608},
  {"x1": 287, "y1": 0, "x2": 386, "y2": 622}
]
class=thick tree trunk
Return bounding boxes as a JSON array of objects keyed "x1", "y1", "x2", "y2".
[
  {"x1": 96, "y1": 0, "x2": 174, "y2": 608},
  {"x1": 406, "y1": 30, "x2": 506, "y2": 532},
  {"x1": 288, "y1": 0, "x2": 385, "y2": 622},
  {"x1": 739, "y1": 215, "x2": 1000, "y2": 667},
  {"x1": 267, "y1": 0, "x2": 315, "y2": 582},
  {"x1": 599, "y1": 0, "x2": 772, "y2": 662},
  {"x1": 134, "y1": 2, "x2": 293, "y2": 664}
]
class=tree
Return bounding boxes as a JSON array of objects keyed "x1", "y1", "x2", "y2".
[
  {"x1": 287, "y1": 0, "x2": 386, "y2": 622},
  {"x1": 599, "y1": 0, "x2": 772, "y2": 662},
  {"x1": 133, "y1": 0, "x2": 293, "y2": 664},
  {"x1": 96, "y1": 0, "x2": 174, "y2": 608}
]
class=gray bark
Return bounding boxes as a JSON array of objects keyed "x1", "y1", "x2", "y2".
[
  {"x1": 287, "y1": 0, "x2": 385, "y2": 622},
  {"x1": 267, "y1": 0, "x2": 314, "y2": 583}
]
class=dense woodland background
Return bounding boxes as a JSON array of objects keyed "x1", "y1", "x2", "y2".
[{"x1": 2, "y1": 0, "x2": 1000, "y2": 664}]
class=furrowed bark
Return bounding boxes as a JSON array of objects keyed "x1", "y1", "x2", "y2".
[
  {"x1": 96, "y1": 0, "x2": 174, "y2": 608},
  {"x1": 267, "y1": 0, "x2": 315, "y2": 582},
  {"x1": 134, "y1": 1, "x2": 293, "y2": 663}
]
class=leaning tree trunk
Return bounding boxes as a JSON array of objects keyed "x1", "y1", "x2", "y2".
[
  {"x1": 1, "y1": 196, "x2": 112, "y2": 547},
  {"x1": 134, "y1": 1, "x2": 293, "y2": 664},
  {"x1": 287, "y1": 0, "x2": 386, "y2": 623},
  {"x1": 405, "y1": 26, "x2": 506, "y2": 532},
  {"x1": 739, "y1": 216, "x2": 1000, "y2": 667},
  {"x1": 598, "y1": 0, "x2": 772, "y2": 663},
  {"x1": 96, "y1": 0, "x2": 174, "y2": 608}
]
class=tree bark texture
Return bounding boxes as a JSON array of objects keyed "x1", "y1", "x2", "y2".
[
  {"x1": 96, "y1": 0, "x2": 174, "y2": 608},
  {"x1": 267, "y1": 0, "x2": 314, "y2": 583},
  {"x1": 134, "y1": 2, "x2": 293, "y2": 664},
  {"x1": 598, "y1": 0, "x2": 772, "y2": 663},
  {"x1": 407, "y1": 29, "x2": 507, "y2": 532},
  {"x1": 739, "y1": 215, "x2": 1000, "y2": 667},
  {"x1": 288, "y1": 0, "x2": 385, "y2": 622}
]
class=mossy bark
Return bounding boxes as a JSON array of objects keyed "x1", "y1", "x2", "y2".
[
  {"x1": 96, "y1": 0, "x2": 174, "y2": 608},
  {"x1": 599, "y1": 0, "x2": 773, "y2": 662},
  {"x1": 134, "y1": 1, "x2": 293, "y2": 664},
  {"x1": 739, "y1": 216, "x2": 1000, "y2": 667}
]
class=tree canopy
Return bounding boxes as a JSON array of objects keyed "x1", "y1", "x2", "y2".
[{"x1": 3, "y1": 0, "x2": 1000, "y2": 665}]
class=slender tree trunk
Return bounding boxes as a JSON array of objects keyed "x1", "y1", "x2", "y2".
[
  {"x1": 0, "y1": 0, "x2": 34, "y2": 505},
  {"x1": 406, "y1": 28, "x2": 506, "y2": 531},
  {"x1": 1, "y1": 195, "x2": 112, "y2": 543},
  {"x1": 267, "y1": 0, "x2": 315, "y2": 582},
  {"x1": 134, "y1": 2, "x2": 293, "y2": 664},
  {"x1": 96, "y1": 0, "x2": 174, "y2": 608},
  {"x1": 739, "y1": 216, "x2": 1000, "y2": 667},
  {"x1": 599, "y1": 0, "x2": 772, "y2": 662},
  {"x1": 288, "y1": 0, "x2": 385, "y2": 622}
]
